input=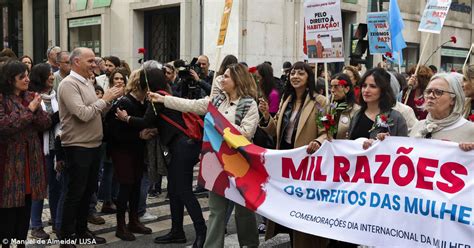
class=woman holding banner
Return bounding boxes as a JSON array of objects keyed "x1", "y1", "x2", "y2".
[
  {"x1": 148, "y1": 62, "x2": 260, "y2": 248},
  {"x1": 259, "y1": 61, "x2": 329, "y2": 247},
  {"x1": 348, "y1": 67, "x2": 408, "y2": 141},
  {"x1": 369, "y1": 73, "x2": 474, "y2": 151},
  {"x1": 402, "y1": 65, "x2": 433, "y2": 120}
]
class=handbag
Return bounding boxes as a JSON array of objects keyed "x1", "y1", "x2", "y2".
[
  {"x1": 253, "y1": 116, "x2": 275, "y2": 149},
  {"x1": 253, "y1": 126, "x2": 275, "y2": 149}
]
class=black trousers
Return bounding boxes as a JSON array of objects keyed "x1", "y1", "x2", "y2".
[
  {"x1": 167, "y1": 137, "x2": 206, "y2": 235},
  {"x1": 0, "y1": 195, "x2": 31, "y2": 247},
  {"x1": 117, "y1": 182, "x2": 141, "y2": 215},
  {"x1": 60, "y1": 146, "x2": 101, "y2": 238}
]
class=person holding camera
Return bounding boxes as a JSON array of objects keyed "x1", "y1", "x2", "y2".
[
  {"x1": 190, "y1": 55, "x2": 214, "y2": 95},
  {"x1": 175, "y1": 55, "x2": 214, "y2": 99}
]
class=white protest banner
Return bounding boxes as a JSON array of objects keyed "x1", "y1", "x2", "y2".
[
  {"x1": 304, "y1": 0, "x2": 344, "y2": 63},
  {"x1": 367, "y1": 12, "x2": 391, "y2": 54},
  {"x1": 419, "y1": 0, "x2": 453, "y2": 34},
  {"x1": 200, "y1": 104, "x2": 474, "y2": 247}
]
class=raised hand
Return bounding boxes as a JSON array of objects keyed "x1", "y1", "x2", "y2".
[
  {"x1": 103, "y1": 85, "x2": 123, "y2": 103},
  {"x1": 28, "y1": 93, "x2": 42, "y2": 112},
  {"x1": 258, "y1": 98, "x2": 270, "y2": 121},
  {"x1": 147, "y1": 91, "x2": 165, "y2": 103}
]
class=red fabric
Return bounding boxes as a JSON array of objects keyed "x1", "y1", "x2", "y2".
[
  {"x1": 354, "y1": 86, "x2": 361, "y2": 104},
  {"x1": 110, "y1": 148, "x2": 145, "y2": 184},
  {"x1": 25, "y1": 145, "x2": 31, "y2": 195}
]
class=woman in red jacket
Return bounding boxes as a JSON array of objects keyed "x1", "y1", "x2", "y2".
[{"x1": 0, "y1": 60, "x2": 51, "y2": 245}]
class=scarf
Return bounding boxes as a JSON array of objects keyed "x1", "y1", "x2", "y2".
[
  {"x1": 40, "y1": 90, "x2": 59, "y2": 155},
  {"x1": 415, "y1": 73, "x2": 465, "y2": 138}
]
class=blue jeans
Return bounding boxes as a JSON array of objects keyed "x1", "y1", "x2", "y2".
[
  {"x1": 31, "y1": 153, "x2": 61, "y2": 228},
  {"x1": 56, "y1": 163, "x2": 70, "y2": 230},
  {"x1": 97, "y1": 144, "x2": 118, "y2": 202},
  {"x1": 138, "y1": 171, "x2": 150, "y2": 216},
  {"x1": 89, "y1": 144, "x2": 118, "y2": 214}
]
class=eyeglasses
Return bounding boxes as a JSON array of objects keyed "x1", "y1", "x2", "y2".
[{"x1": 423, "y1": 88, "x2": 455, "y2": 98}]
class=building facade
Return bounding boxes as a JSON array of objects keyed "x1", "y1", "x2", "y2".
[{"x1": 10, "y1": 0, "x2": 474, "y2": 73}]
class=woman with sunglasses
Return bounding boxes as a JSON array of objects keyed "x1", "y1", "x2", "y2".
[
  {"x1": 329, "y1": 73, "x2": 360, "y2": 139},
  {"x1": 368, "y1": 73, "x2": 474, "y2": 151}
]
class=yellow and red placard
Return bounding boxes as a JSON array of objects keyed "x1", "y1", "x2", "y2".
[{"x1": 217, "y1": 0, "x2": 233, "y2": 47}]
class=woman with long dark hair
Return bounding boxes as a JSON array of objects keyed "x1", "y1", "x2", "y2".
[
  {"x1": 28, "y1": 63, "x2": 62, "y2": 239},
  {"x1": 256, "y1": 62, "x2": 280, "y2": 116},
  {"x1": 0, "y1": 60, "x2": 51, "y2": 245},
  {"x1": 348, "y1": 67, "x2": 407, "y2": 141},
  {"x1": 259, "y1": 61, "x2": 328, "y2": 247}
]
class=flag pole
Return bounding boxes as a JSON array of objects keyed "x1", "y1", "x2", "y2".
[
  {"x1": 212, "y1": 0, "x2": 233, "y2": 90},
  {"x1": 324, "y1": 62, "x2": 329, "y2": 108},
  {"x1": 463, "y1": 43, "x2": 474, "y2": 70},
  {"x1": 398, "y1": 52, "x2": 402, "y2": 73}
]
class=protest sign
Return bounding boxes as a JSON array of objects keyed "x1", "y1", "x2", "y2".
[
  {"x1": 199, "y1": 103, "x2": 474, "y2": 247},
  {"x1": 304, "y1": 0, "x2": 344, "y2": 63},
  {"x1": 368, "y1": 12, "x2": 391, "y2": 54},
  {"x1": 217, "y1": 0, "x2": 233, "y2": 47},
  {"x1": 419, "y1": 0, "x2": 452, "y2": 34}
]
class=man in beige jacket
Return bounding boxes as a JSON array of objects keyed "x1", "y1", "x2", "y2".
[{"x1": 58, "y1": 47, "x2": 122, "y2": 246}]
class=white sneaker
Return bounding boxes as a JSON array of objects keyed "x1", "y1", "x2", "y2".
[{"x1": 140, "y1": 212, "x2": 158, "y2": 222}]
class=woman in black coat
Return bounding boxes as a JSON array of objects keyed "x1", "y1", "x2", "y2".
[
  {"x1": 106, "y1": 69, "x2": 152, "y2": 241},
  {"x1": 140, "y1": 66, "x2": 206, "y2": 248},
  {"x1": 348, "y1": 67, "x2": 408, "y2": 141}
]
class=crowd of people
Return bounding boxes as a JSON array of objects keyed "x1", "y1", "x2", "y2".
[{"x1": 0, "y1": 45, "x2": 473, "y2": 248}]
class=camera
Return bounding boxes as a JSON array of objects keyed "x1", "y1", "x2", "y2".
[
  {"x1": 174, "y1": 58, "x2": 202, "y2": 81},
  {"x1": 174, "y1": 58, "x2": 204, "y2": 99}
]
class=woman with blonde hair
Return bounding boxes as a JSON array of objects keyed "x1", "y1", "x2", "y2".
[
  {"x1": 105, "y1": 69, "x2": 152, "y2": 241},
  {"x1": 148, "y1": 62, "x2": 260, "y2": 248},
  {"x1": 462, "y1": 65, "x2": 474, "y2": 120}
]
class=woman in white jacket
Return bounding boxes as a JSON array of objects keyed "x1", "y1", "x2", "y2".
[{"x1": 148, "y1": 61, "x2": 260, "y2": 248}]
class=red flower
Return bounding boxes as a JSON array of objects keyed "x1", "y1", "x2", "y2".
[
  {"x1": 322, "y1": 122, "x2": 330, "y2": 129},
  {"x1": 450, "y1": 36, "x2": 457, "y2": 44},
  {"x1": 380, "y1": 114, "x2": 387, "y2": 122},
  {"x1": 138, "y1": 48, "x2": 146, "y2": 54},
  {"x1": 469, "y1": 114, "x2": 474, "y2": 122},
  {"x1": 338, "y1": 79, "x2": 348, "y2": 87},
  {"x1": 385, "y1": 52, "x2": 392, "y2": 58},
  {"x1": 248, "y1": 66, "x2": 257, "y2": 73}
]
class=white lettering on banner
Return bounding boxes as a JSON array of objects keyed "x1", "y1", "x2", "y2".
[
  {"x1": 200, "y1": 125, "x2": 474, "y2": 246},
  {"x1": 200, "y1": 105, "x2": 473, "y2": 246}
]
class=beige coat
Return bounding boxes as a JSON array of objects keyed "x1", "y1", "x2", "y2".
[
  {"x1": 261, "y1": 93, "x2": 327, "y2": 148},
  {"x1": 335, "y1": 104, "x2": 360, "y2": 139},
  {"x1": 262, "y1": 93, "x2": 330, "y2": 247}
]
